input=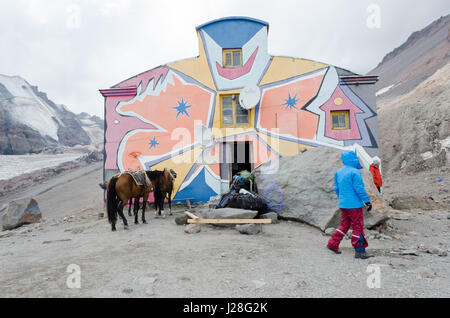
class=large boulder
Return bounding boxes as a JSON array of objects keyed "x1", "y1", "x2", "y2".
[
  {"x1": 2, "y1": 198, "x2": 42, "y2": 230},
  {"x1": 253, "y1": 147, "x2": 388, "y2": 231}
]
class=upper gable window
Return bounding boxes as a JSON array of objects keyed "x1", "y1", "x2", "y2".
[
  {"x1": 331, "y1": 110, "x2": 349, "y2": 130},
  {"x1": 223, "y1": 49, "x2": 242, "y2": 68}
]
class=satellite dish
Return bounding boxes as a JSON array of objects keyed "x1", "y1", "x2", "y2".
[{"x1": 239, "y1": 84, "x2": 261, "y2": 110}]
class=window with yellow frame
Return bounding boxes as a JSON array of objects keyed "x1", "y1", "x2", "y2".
[
  {"x1": 221, "y1": 94, "x2": 249, "y2": 127},
  {"x1": 222, "y1": 49, "x2": 242, "y2": 68},
  {"x1": 331, "y1": 110, "x2": 349, "y2": 130}
]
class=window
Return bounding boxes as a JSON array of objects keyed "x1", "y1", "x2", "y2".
[
  {"x1": 222, "y1": 49, "x2": 242, "y2": 68},
  {"x1": 331, "y1": 110, "x2": 349, "y2": 130},
  {"x1": 221, "y1": 94, "x2": 248, "y2": 126}
]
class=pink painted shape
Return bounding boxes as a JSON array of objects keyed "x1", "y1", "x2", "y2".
[
  {"x1": 320, "y1": 86, "x2": 362, "y2": 140},
  {"x1": 113, "y1": 66, "x2": 169, "y2": 93},
  {"x1": 104, "y1": 96, "x2": 157, "y2": 170},
  {"x1": 216, "y1": 47, "x2": 259, "y2": 80},
  {"x1": 104, "y1": 67, "x2": 171, "y2": 170}
]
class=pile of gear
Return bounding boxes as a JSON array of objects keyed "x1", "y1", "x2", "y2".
[{"x1": 215, "y1": 170, "x2": 269, "y2": 215}]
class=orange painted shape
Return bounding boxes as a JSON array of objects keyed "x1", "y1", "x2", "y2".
[
  {"x1": 119, "y1": 74, "x2": 212, "y2": 134},
  {"x1": 298, "y1": 110, "x2": 319, "y2": 139},
  {"x1": 259, "y1": 74, "x2": 324, "y2": 140}
]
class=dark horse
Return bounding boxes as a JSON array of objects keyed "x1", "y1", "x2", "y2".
[
  {"x1": 151, "y1": 168, "x2": 177, "y2": 217},
  {"x1": 106, "y1": 171, "x2": 160, "y2": 231}
]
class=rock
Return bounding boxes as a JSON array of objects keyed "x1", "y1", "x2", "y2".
[
  {"x1": 236, "y1": 223, "x2": 262, "y2": 235},
  {"x1": 253, "y1": 147, "x2": 388, "y2": 231},
  {"x1": 122, "y1": 288, "x2": 133, "y2": 294},
  {"x1": 139, "y1": 277, "x2": 158, "y2": 285},
  {"x1": 0, "y1": 230, "x2": 13, "y2": 238},
  {"x1": 388, "y1": 209, "x2": 411, "y2": 220},
  {"x1": 409, "y1": 267, "x2": 436, "y2": 278},
  {"x1": 390, "y1": 195, "x2": 450, "y2": 210},
  {"x1": 426, "y1": 247, "x2": 448, "y2": 257},
  {"x1": 378, "y1": 233, "x2": 392, "y2": 240},
  {"x1": 145, "y1": 287, "x2": 156, "y2": 296},
  {"x1": 184, "y1": 224, "x2": 201, "y2": 234},
  {"x1": 252, "y1": 280, "x2": 266, "y2": 289},
  {"x1": 325, "y1": 227, "x2": 335, "y2": 236},
  {"x1": 175, "y1": 214, "x2": 189, "y2": 225},
  {"x1": 259, "y1": 212, "x2": 278, "y2": 224},
  {"x1": 208, "y1": 208, "x2": 258, "y2": 220},
  {"x1": 2, "y1": 198, "x2": 42, "y2": 230},
  {"x1": 400, "y1": 250, "x2": 419, "y2": 256},
  {"x1": 326, "y1": 204, "x2": 390, "y2": 230}
]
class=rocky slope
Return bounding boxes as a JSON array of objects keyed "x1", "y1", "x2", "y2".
[
  {"x1": 370, "y1": 14, "x2": 450, "y2": 103},
  {"x1": 370, "y1": 15, "x2": 450, "y2": 176},
  {"x1": 0, "y1": 74, "x2": 103, "y2": 154}
]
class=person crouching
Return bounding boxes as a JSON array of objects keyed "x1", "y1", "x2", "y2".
[{"x1": 327, "y1": 151, "x2": 374, "y2": 259}]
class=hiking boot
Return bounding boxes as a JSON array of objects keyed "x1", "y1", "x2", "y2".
[
  {"x1": 355, "y1": 252, "x2": 374, "y2": 259},
  {"x1": 327, "y1": 246, "x2": 342, "y2": 254}
]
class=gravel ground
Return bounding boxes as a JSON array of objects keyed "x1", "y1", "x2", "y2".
[{"x1": 0, "y1": 164, "x2": 449, "y2": 298}]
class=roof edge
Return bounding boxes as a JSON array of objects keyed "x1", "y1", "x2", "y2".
[{"x1": 196, "y1": 16, "x2": 269, "y2": 30}]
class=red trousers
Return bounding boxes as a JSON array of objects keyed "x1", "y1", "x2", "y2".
[{"x1": 327, "y1": 208, "x2": 368, "y2": 252}]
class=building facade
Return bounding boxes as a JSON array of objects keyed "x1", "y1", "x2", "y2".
[{"x1": 100, "y1": 17, "x2": 379, "y2": 203}]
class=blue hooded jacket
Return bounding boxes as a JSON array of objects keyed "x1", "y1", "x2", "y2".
[{"x1": 334, "y1": 151, "x2": 370, "y2": 209}]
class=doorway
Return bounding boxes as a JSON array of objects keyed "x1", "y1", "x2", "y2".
[{"x1": 220, "y1": 141, "x2": 253, "y2": 183}]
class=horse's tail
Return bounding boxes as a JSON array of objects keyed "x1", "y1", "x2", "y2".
[{"x1": 107, "y1": 176, "x2": 119, "y2": 224}]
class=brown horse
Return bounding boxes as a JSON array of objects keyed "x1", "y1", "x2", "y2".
[
  {"x1": 152, "y1": 168, "x2": 177, "y2": 217},
  {"x1": 106, "y1": 171, "x2": 159, "y2": 231}
]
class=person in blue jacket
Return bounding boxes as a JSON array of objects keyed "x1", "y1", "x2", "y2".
[{"x1": 327, "y1": 151, "x2": 374, "y2": 259}]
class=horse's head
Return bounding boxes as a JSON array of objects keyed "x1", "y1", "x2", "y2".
[{"x1": 163, "y1": 168, "x2": 177, "y2": 180}]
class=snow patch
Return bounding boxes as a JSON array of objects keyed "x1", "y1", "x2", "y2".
[
  {"x1": 0, "y1": 153, "x2": 84, "y2": 180},
  {"x1": 376, "y1": 84, "x2": 394, "y2": 96}
]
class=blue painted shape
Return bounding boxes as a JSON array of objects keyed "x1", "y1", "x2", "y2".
[
  {"x1": 173, "y1": 97, "x2": 192, "y2": 118},
  {"x1": 282, "y1": 93, "x2": 299, "y2": 110},
  {"x1": 174, "y1": 168, "x2": 218, "y2": 203},
  {"x1": 149, "y1": 136, "x2": 159, "y2": 149},
  {"x1": 200, "y1": 17, "x2": 266, "y2": 48}
]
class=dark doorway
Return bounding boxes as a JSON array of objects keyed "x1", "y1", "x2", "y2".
[{"x1": 220, "y1": 141, "x2": 252, "y2": 183}]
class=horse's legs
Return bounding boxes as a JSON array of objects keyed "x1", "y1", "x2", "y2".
[
  {"x1": 168, "y1": 193, "x2": 173, "y2": 216},
  {"x1": 128, "y1": 198, "x2": 133, "y2": 217},
  {"x1": 117, "y1": 200, "x2": 129, "y2": 230},
  {"x1": 134, "y1": 198, "x2": 139, "y2": 224},
  {"x1": 160, "y1": 191, "x2": 166, "y2": 218},
  {"x1": 141, "y1": 195, "x2": 148, "y2": 224}
]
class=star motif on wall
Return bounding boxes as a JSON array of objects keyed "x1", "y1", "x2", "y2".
[
  {"x1": 149, "y1": 137, "x2": 160, "y2": 149},
  {"x1": 282, "y1": 93, "x2": 299, "y2": 110},
  {"x1": 172, "y1": 97, "x2": 192, "y2": 118}
]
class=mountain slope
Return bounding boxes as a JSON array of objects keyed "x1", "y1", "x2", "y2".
[
  {"x1": 372, "y1": 14, "x2": 450, "y2": 175},
  {"x1": 0, "y1": 75, "x2": 102, "y2": 154},
  {"x1": 369, "y1": 14, "x2": 450, "y2": 102}
]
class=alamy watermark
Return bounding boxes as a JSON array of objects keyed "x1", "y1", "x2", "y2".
[
  {"x1": 66, "y1": 4, "x2": 81, "y2": 29},
  {"x1": 66, "y1": 264, "x2": 81, "y2": 289},
  {"x1": 366, "y1": 264, "x2": 381, "y2": 289},
  {"x1": 366, "y1": 4, "x2": 381, "y2": 29}
]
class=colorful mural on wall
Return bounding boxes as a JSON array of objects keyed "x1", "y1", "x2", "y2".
[{"x1": 100, "y1": 16, "x2": 379, "y2": 203}]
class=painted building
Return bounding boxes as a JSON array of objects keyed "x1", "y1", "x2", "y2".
[{"x1": 100, "y1": 17, "x2": 379, "y2": 203}]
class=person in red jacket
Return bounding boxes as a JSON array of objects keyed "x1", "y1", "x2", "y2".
[{"x1": 369, "y1": 158, "x2": 382, "y2": 193}]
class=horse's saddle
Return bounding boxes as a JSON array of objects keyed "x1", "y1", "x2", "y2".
[{"x1": 122, "y1": 170, "x2": 151, "y2": 188}]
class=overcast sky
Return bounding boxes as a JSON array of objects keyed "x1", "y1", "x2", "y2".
[{"x1": 0, "y1": 0, "x2": 449, "y2": 117}]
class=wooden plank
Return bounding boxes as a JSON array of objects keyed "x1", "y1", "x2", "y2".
[
  {"x1": 184, "y1": 211, "x2": 199, "y2": 219},
  {"x1": 187, "y1": 219, "x2": 272, "y2": 224}
]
